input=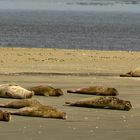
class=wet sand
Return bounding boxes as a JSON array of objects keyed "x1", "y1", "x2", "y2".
[{"x1": 0, "y1": 47, "x2": 140, "y2": 140}]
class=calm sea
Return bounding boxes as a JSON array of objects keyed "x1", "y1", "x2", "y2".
[{"x1": 0, "y1": 0, "x2": 140, "y2": 51}]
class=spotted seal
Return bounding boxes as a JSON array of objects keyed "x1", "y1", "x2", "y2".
[
  {"x1": 0, "y1": 99, "x2": 42, "y2": 109},
  {"x1": 65, "y1": 96, "x2": 132, "y2": 111},
  {"x1": 67, "y1": 86, "x2": 119, "y2": 96},
  {"x1": 27, "y1": 85, "x2": 63, "y2": 96},
  {"x1": 10, "y1": 105, "x2": 67, "y2": 119}
]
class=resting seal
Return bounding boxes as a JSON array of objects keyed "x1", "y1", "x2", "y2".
[
  {"x1": 0, "y1": 110, "x2": 11, "y2": 122},
  {"x1": 65, "y1": 96, "x2": 132, "y2": 111},
  {"x1": 0, "y1": 99, "x2": 66, "y2": 119},
  {"x1": 0, "y1": 99, "x2": 42, "y2": 109},
  {"x1": 0, "y1": 84, "x2": 34, "y2": 99},
  {"x1": 27, "y1": 85, "x2": 63, "y2": 96},
  {"x1": 67, "y1": 86, "x2": 119, "y2": 96},
  {"x1": 120, "y1": 68, "x2": 140, "y2": 77},
  {"x1": 10, "y1": 105, "x2": 67, "y2": 120}
]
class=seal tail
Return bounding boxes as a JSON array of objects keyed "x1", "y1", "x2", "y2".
[
  {"x1": 65, "y1": 101, "x2": 74, "y2": 105},
  {"x1": 0, "y1": 103, "x2": 7, "y2": 108},
  {"x1": 65, "y1": 101, "x2": 71, "y2": 104},
  {"x1": 120, "y1": 72, "x2": 131, "y2": 77},
  {"x1": 67, "y1": 89, "x2": 76, "y2": 93},
  {"x1": 9, "y1": 112, "x2": 14, "y2": 115},
  {"x1": 9, "y1": 111, "x2": 17, "y2": 115}
]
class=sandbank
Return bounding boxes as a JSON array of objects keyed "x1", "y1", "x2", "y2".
[{"x1": 0, "y1": 47, "x2": 140, "y2": 140}]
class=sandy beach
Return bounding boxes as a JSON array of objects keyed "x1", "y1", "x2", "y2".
[{"x1": 0, "y1": 47, "x2": 140, "y2": 140}]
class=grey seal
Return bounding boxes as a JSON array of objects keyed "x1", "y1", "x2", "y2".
[
  {"x1": 27, "y1": 85, "x2": 63, "y2": 96},
  {"x1": 10, "y1": 105, "x2": 67, "y2": 120},
  {"x1": 65, "y1": 96, "x2": 132, "y2": 111},
  {"x1": 67, "y1": 86, "x2": 119, "y2": 96},
  {"x1": 0, "y1": 84, "x2": 34, "y2": 99},
  {"x1": 0, "y1": 99, "x2": 42, "y2": 109}
]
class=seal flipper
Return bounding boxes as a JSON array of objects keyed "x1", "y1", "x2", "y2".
[
  {"x1": 43, "y1": 112, "x2": 67, "y2": 120},
  {"x1": 65, "y1": 101, "x2": 71, "y2": 105},
  {"x1": 120, "y1": 72, "x2": 132, "y2": 77},
  {"x1": 67, "y1": 89, "x2": 77, "y2": 93},
  {"x1": 43, "y1": 92, "x2": 50, "y2": 97},
  {"x1": 65, "y1": 101, "x2": 75, "y2": 106},
  {"x1": 120, "y1": 74, "x2": 131, "y2": 77},
  {"x1": 0, "y1": 103, "x2": 7, "y2": 107}
]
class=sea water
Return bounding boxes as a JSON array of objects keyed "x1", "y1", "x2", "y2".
[{"x1": 0, "y1": 0, "x2": 140, "y2": 51}]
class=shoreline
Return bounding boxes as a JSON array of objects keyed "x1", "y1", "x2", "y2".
[
  {"x1": 1, "y1": 46, "x2": 140, "y2": 52},
  {"x1": 0, "y1": 71, "x2": 119, "y2": 77}
]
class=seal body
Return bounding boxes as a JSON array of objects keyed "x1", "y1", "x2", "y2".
[
  {"x1": 67, "y1": 86, "x2": 119, "y2": 96},
  {"x1": 65, "y1": 96, "x2": 132, "y2": 111},
  {"x1": 27, "y1": 85, "x2": 63, "y2": 96},
  {"x1": 120, "y1": 68, "x2": 140, "y2": 77},
  {"x1": 0, "y1": 84, "x2": 34, "y2": 99},
  {"x1": 0, "y1": 99, "x2": 42, "y2": 109},
  {"x1": 0, "y1": 110, "x2": 11, "y2": 122},
  {"x1": 11, "y1": 105, "x2": 67, "y2": 119}
]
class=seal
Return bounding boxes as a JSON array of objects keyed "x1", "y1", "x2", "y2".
[
  {"x1": 120, "y1": 68, "x2": 140, "y2": 77},
  {"x1": 0, "y1": 110, "x2": 11, "y2": 122},
  {"x1": 65, "y1": 96, "x2": 132, "y2": 111},
  {"x1": 10, "y1": 105, "x2": 67, "y2": 120},
  {"x1": 0, "y1": 99, "x2": 42, "y2": 109},
  {"x1": 0, "y1": 84, "x2": 34, "y2": 99},
  {"x1": 27, "y1": 85, "x2": 63, "y2": 96},
  {"x1": 67, "y1": 86, "x2": 119, "y2": 96}
]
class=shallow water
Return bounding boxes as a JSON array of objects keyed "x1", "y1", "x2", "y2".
[{"x1": 0, "y1": 0, "x2": 140, "y2": 51}]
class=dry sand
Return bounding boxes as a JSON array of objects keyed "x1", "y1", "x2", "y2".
[{"x1": 0, "y1": 47, "x2": 140, "y2": 140}]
